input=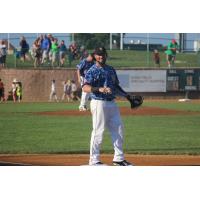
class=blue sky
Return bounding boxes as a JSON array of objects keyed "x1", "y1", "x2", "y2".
[{"x1": 1, "y1": 33, "x2": 200, "y2": 50}]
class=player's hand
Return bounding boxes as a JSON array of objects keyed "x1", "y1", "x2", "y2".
[
  {"x1": 99, "y1": 87, "x2": 112, "y2": 94},
  {"x1": 104, "y1": 87, "x2": 112, "y2": 94}
]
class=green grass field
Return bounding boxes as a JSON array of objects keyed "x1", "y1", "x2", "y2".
[
  {"x1": 6, "y1": 50, "x2": 200, "y2": 68},
  {"x1": 0, "y1": 101, "x2": 200, "y2": 155}
]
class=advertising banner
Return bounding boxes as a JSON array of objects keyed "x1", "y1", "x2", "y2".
[{"x1": 117, "y1": 70, "x2": 167, "y2": 92}]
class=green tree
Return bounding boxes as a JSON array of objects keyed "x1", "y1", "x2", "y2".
[
  {"x1": 74, "y1": 33, "x2": 123, "y2": 49},
  {"x1": 75, "y1": 33, "x2": 109, "y2": 49}
]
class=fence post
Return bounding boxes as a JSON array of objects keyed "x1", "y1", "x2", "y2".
[
  {"x1": 120, "y1": 33, "x2": 123, "y2": 50},
  {"x1": 110, "y1": 33, "x2": 112, "y2": 50},
  {"x1": 147, "y1": 33, "x2": 150, "y2": 67}
]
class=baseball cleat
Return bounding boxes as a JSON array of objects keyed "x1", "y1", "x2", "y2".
[
  {"x1": 113, "y1": 160, "x2": 133, "y2": 166},
  {"x1": 90, "y1": 162, "x2": 107, "y2": 166}
]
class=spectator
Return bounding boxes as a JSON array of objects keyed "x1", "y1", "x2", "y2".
[
  {"x1": 59, "y1": 40, "x2": 67, "y2": 67},
  {"x1": 12, "y1": 79, "x2": 17, "y2": 102},
  {"x1": 49, "y1": 80, "x2": 59, "y2": 102},
  {"x1": 165, "y1": 39, "x2": 179, "y2": 68},
  {"x1": 48, "y1": 34, "x2": 54, "y2": 63},
  {"x1": 71, "y1": 80, "x2": 80, "y2": 101},
  {"x1": 0, "y1": 40, "x2": 7, "y2": 68},
  {"x1": 153, "y1": 49, "x2": 160, "y2": 67},
  {"x1": 32, "y1": 37, "x2": 42, "y2": 68},
  {"x1": 51, "y1": 38, "x2": 59, "y2": 67},
  {"x1": 61, "y1": 80, "x2": 72, "y2": 102},
  {"x1": 0, "y1": 78, "x2": 5, "y2": 102},
  {"x1": 69, "y1": 43, "x2": 78, "y2": 59},
  {"x1": 16, "y1": 82, "x2": 22, "y2": 102},
  {"x1": 41, "y1": 35, "x2": 50, "y2": 64},
  {"x1": 68, "y1": 42, "x2": 79, "y2": 66},
  {"x1": 79, "y1": 46, "x2": 89, "y2": 60},
  {"x1": 39, "y1": 34, "x2": 44, "y2": 44},
  {"x1": 19, "y1": 36, "x2": 30, "y2": 62}
]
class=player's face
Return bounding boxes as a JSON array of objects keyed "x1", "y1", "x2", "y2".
[
  {"x1": 87, "y1": 55, "x2": 93, "y2": 62},
  {"x1": 95, "y1": 54, "x2": 106, "y2": 65}
]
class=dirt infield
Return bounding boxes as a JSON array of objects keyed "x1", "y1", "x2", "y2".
[
  {"x1": 0, "y1": 154, "x2": 200, "y2": 166},
  {"x1": 35, "y1": 106, "x2": 200, "y2": 117}
]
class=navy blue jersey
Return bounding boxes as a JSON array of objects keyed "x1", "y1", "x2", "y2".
[
  {"x1": 84, "y1": 64, "x2": 119, "y2": 101},
  {"x1": 76, "y1": 59, "x2": 94, "y2": 77}
]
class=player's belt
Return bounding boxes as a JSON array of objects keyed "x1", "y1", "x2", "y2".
[
  {"x1": 92, "y1": 98, "x2": 114, "y2": 101},
  {"x1": 104, "y1": 98, "x2": 114, "y2": 101}
]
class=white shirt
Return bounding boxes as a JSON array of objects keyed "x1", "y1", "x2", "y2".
[
  {"x1": 51, "y1": 82, "x2": 56, "y2": 92},
  {"x1": 71, "y1": 83, "x2": 77, "y2": 92}
]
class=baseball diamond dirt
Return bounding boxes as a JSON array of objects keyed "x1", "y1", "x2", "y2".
[
  {"x1": 34, "y1": 106, "x2": 200, "y2": 116},
  {"x1": 0, "y1": 154, "x2": 200, "y2": 166}
]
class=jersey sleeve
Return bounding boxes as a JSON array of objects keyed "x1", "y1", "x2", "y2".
[
  {"x1": 76, "y1": 59, "x2": 86, "y2": 70},
  {"x1": 113, "y1": 68, "x2": 120, "y2": 85},
  {"x1": 83, "y1": 68, "x2": 94, "y2": 86}
]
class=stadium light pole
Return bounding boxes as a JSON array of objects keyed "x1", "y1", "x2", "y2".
[
  {"x1": 110, "y1": 33, "x2": 112, "y2": 50},
  {"x1": 147, "y1": 33, "x2": 150, "y2": 67},
  {"x1": 71, "y1": 33, "x2": 74, "y2": 43},
  {"x1": 120, "y1": 33, "x2": 123, "y2": 50}
]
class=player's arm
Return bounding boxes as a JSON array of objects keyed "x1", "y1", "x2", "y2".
[
  {"x1": 83, "y1": 84, "x2": 111, "y2": 94},
  {"x1": 115, "y1": 84, "x2": 143, "y2": 109},
  {"x1": 76, "y1": 60, "x2": 85, "y2": 84},
  {"x1": 115, "y1": 84, "x2": 129, "y2": 98},
  {"x1": 83, "y1": 68, "x2": 111, "y2": 94},
  {"x1": 77, "y1": 69, "x2": 81, "y2": 84},
  {"x1": 113, "y1": 69, "x2": 143, "y2": 109},
  {"x1": 112, "y1": 69, "x2": 129, "y2": 98}
]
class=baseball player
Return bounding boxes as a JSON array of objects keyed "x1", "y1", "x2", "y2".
[
  {"x1": 83, "y1": 47, "x2": 143, "y2": 166},
  {"x1": 77, "y1": 53, "x2": 94, "y2": 111}
]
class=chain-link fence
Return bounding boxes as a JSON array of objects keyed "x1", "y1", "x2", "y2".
[{"x1": 1, "y1": 33, "x2": 200, "y2": 68}]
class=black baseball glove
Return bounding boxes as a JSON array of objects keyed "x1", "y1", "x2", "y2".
[{"x1": 126, "y1": 95, "x2": 144, "y2": 109}]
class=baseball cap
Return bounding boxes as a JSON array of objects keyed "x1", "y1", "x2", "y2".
[
  {"x1": 13, "y1": 78, "x2": 18, "y2": 83},
  {"x1": 93, "y1": 47, "x2": 107, "y2": 56}
]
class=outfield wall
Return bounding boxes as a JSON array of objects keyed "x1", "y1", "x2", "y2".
[
  {"x1": 0, "y1": 68, "x2": 200, "y2": 101},
  {"x1": 0, "y1": 69, "x2": 78, "y2": 101}
]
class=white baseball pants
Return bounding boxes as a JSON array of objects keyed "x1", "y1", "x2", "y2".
[
  {"x1": 89, "y1": 99, "x2": 124, "y2": 165},
  {"x1": 79, "y1": 90, "x2": 90, "y2": 108},
  {"x1": 79, "y1": 77, "x2": 90, "y2": 109}
]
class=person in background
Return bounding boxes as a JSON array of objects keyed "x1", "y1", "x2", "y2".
[
  {"x1": 71, "y1": 80, "x2": 80, "y2": 101},
  {"x1": 69, "y1": 43, "x2": 78, "y2": 60},
  {"x1": 61, "y1": 80, "x2": 72, "y2": 102},
  {"x1": 0, "y1": 78, "x2": 5, "y2": 102},
  {"x1": 59, "y1": 40, "x2": 67, "y2": 67},
  {"x1": 51, "y1": 38, "x2": 59, "y2": 67},
  {"x1": 68, "y1": 42, "x2": 78, "y2": 66},
  {"x1": 47, "y1": 34, "x2": 53, "y2": 62},
  {"x1": 79, "y1": 46, "x2": 89, "y2": 60},
  {"x1": 41, "y1": 35, "x2": 50, "y2": 64},
  {"x1": 153, "y1": 49, "x2": 160, "y2": 67},
  {"x1": 19, "y1": 36, "x2": 30, "y2": 62},
  {"x1": 49, "y1": 79, "x2": 59, "y2": 102},
  {"x1": 77, "y1": 53, "x2": 94, "y2": 111},
  {"x1": 32, "y1": 37, "x2": 42, "y2": 68},
  {"x1": 0, "y1": 40, "x2": 7, "y2": 68},
  {"x1": 12, "y1": 79, "x2": 17, "y2": 102},
  {"x1": 165, "y1": 39, "x2": 179, "y2": 68},
  {"x1": 16, "y1": 82, "x2": 22, "y2": 102}
]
